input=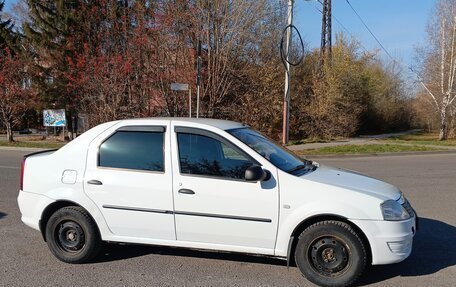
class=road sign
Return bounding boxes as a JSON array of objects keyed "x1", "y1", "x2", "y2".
[
  {"x1": 43, "y1": 109, "x2": 66, "y2": 127},
  {"x1": 171, "y1": 83, "x2": 189, "y2": 91}
]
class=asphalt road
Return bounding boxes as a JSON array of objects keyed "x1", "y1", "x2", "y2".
[{"x1": 1, "y1": 150, "x2": 455, "y2": 287}]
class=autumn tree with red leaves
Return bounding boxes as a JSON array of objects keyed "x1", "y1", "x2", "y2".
[
  {"x1": 60, "y1": 1, "x2": 198, "y2": 126},
  {"x1": 1, "y1": 1, "x2": 35, "y2": 142},
  {"x1": 0, "y1": 49, "x2": 36, "y2": 142}
]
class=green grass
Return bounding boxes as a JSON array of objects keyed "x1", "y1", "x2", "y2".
[
  {"x1": 295, "y1": 143, "x2": 444, "y2": 155},
  {"x1": 0, "y1": 141, "x2": 65, "y2": 149},
  {"x1": 381, "y1": 132, "x2": 456, "y2": 146}
]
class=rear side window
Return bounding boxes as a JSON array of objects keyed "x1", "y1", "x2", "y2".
[{"x1": 99, "y1": 131, "x2": 164, "y2": 172}]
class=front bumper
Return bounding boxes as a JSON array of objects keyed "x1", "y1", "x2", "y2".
[{"x1": 350, "y1": 215, "x2": 417, "y2": 265}]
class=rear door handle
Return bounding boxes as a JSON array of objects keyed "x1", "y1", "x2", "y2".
[
  {"x1": 178, "y1": 188, "x2": 195, "y2": 195},
  {"x1": 87, "y1": 179, "x2": 103, "y2": 185}
]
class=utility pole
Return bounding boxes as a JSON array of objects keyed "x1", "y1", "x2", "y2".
[
  {"x1": 320, "y1": 0, "x2": 332, "y2": 67},
  {"x1": 196, "y1": 39, "x2": 202, "y2": 118},
  {"x1": 282, "y1": 0, "x2": 294, "y2": 145}
]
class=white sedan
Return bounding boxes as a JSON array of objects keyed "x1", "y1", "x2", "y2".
[{"x1": 18, "y1": 118, "x2": 417, "y2": 287}]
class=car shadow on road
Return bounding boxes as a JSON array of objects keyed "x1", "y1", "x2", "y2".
[
  {"x1": 357, "y1": 217, "x2": 456, "y2": 286},
  {"x1": 94, "y1": 243, "x2": 286, "y2": 266},
  {"x1": 0, "y1": 211, "x2": 7, "y2": 220},
  {"x1": 92, "y1": 217, "x2": 455, "y2": 285}
]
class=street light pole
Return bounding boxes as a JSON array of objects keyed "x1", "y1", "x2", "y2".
[
  {"x1": 282, "y1": 0, "x2": 294, "y2": 145},
  {"x1": 196, "y1": 39, "x2": 202, "y2": 118}
]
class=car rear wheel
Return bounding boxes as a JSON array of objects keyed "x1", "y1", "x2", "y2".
[
  {"x1": 294, "y1": 220, "x2": 367, "y2": 287},
  {"x1": 45, "y1": 206, "x2": 101, "y2": 263}
]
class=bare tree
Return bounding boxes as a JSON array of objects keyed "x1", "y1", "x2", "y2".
[
  {"x1": 196, "y1": 0, "x2": 283, "y2": 117},
  {"x1": 418, "y1": 0, "x2": 456, "y2": 140}
]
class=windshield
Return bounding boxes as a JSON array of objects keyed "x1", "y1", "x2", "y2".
[{"x1": 227, "y1": 128, "x2": 312, "y2": 174}]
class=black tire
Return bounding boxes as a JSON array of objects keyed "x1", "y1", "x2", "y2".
[
  {"x1": 45, "y1": 206, "x2": 101, "y2": 264},
  {"x1": 294, "y1": 220, "x2": 367, "y2": 287}
]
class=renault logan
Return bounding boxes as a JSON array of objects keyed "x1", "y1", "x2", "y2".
[{"x1": 18, "y1": 118, "x2": 417, "y2": 287}]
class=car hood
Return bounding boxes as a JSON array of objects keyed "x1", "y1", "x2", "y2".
[{"x1": 302, "y1": 164, "x2": 401, "y2": 201}]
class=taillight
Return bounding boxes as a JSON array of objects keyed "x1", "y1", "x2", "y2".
[{"x1": 20, "y1": 157, "x2": 26, "y2": 190}]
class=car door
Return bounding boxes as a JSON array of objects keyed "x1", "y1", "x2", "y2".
[
  {"x1": 171, "y1": 124, "x2": 279, "y2": 251},
  {"x1": 84, "y1": 120, "x2": 175, "y2": 240}
]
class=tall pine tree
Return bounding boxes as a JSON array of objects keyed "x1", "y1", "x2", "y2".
[
  {"x1": 23, "y1": 0, "x2": 83, "y2": 132},
  {"x1": 0, "y1": 0, "x2": 14, "y2": 52}
]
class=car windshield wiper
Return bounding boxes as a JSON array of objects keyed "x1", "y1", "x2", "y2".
[
  {"x1": 286, "y1": 164, "x2": 308, "y2": 173},
  {"x1": 287, "y1": 160, "x2": 316, "y2": 173}
]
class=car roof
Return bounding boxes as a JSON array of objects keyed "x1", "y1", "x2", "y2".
[{"x1": 121, "y1": 117, "x2": 248, "y2": 131}]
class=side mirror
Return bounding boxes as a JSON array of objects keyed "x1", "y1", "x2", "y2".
[{"x1": 245, "y1": 165, "x2": 270, "y2": 182}]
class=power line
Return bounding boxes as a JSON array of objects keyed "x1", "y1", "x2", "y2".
[
  {"x1": 344, "y1": 0, "x2": 396, "y2": 62},
  {"x1": 343, "y1": 0, "x2": 426, "y2": 82},
  {"x1": 310, "y1": 0, "x2": 423, "y2": 85},
  {"x1": 308, "y1": 0, "x2": 431, "y2": 101}
]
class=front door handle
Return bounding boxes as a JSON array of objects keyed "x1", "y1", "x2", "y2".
[
  {"x1": 178, "y1": 188, "x2": 195, "y2": 195},
  {"x1": 87, "y1": 179, "x2": 103, "y2": 185}
]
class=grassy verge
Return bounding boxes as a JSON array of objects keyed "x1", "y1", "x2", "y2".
[
  {"x1": 0, "y1": 141, "x2": 65, "y2": 149},
  {"x1": 380, "y1": 132, "x2": 456, "y2": 146},
  {"x1": 295, "y1": 144, "x2": 444, "y2": 156}
]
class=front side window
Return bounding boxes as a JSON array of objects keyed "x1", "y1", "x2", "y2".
[
  {"x1": 99, "y1": 131, "x2": 164, "y2": 172},
  {"x1": 177, "y1": 133, "x2": 252, "y2": 179}
]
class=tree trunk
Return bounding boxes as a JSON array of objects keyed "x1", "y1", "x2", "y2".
[
  {"x1": 439, "y1": 108, "x2": 448, "y2": 140},
  {"x1": 6, "y1": 122, "x2": 14, "y2": 143}
]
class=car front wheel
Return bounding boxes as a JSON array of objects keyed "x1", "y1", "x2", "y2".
[
  {"x1": 294, "y1": 220, "x2": 367, "y2": 287},
  {"x1": 45, "y1": 206, "x2": 101, "y2": 263}
]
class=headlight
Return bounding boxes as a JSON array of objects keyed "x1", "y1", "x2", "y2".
[{"x1": 381, "y1": 200, "x2": 410, "y2": 221}]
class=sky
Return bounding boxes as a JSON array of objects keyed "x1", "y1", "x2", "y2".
[
  {"x1": 3, "y1": 0, "x2": 436, "y2": 73},
  {"x1": 3, "y1": 0, "x2": 14, "y2": 13},
  {"x1": 294, "y1": 0, "x2": 436, "y2": 69}
]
